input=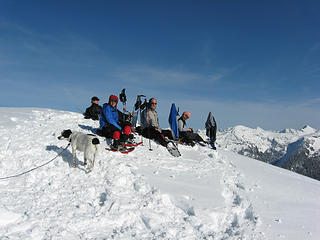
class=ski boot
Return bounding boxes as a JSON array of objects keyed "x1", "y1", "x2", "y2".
[{"x1": 111, "y1": 139, "x2": 127, "y2": 151}]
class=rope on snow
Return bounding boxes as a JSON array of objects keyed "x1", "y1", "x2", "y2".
[{"x1": 0, "y1": 143, "x2": 70, "y2": 180}]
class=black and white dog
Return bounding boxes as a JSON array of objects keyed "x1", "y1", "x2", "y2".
[{"x1": 58, "y1": 129, "x2": 100, "y2": 172}]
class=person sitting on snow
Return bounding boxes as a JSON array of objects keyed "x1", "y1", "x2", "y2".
[
  {"x1": 178, "y1": 111, "x2": 205, "y2": 146},
  {"x1": 140, "y1": 98, "x2": 173, "y2": 147},
  {"x1": 84, "y1": 96, "x2": 102, "y2": 120},
  {"x1": 98, "y1": 95, "x2": 132, "y2": 150}
]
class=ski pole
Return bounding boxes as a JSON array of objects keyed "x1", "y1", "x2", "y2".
[
  {"x1": 139, "y1": 107, "x2": 143, "y2": 144},
  {"x1": 146, "y1": 108, "x2": 153, "y2": 151},
  {"x1": 148, "y1": 126, "x2": 152, "y2": 151}
]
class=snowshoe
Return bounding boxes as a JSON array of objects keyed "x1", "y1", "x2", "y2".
[
  {"x1": 166, "y1": 141, "x2": 181, "y2": 157},
  {"x1": 122, "y1": 141, "x2": 143, "y2": 147},
  {"x1": 105, "y1": 145, "x2": 135, "y2": 154}
]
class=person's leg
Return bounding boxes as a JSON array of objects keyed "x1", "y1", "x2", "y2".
[
  {"x1": 154, "y1": 131, "x2": 168, "y2": 147},
  {"x1": 111, "y1": 128, "x2": 121, "y2": 149},
  {"x1": 180, "y1": 131, "x2": 195, "y2": 146},
  {"x1": 161, "y1": 129, "x2": 174, "y2": 140},
  {"x1": 191, "y1": 133, "x2": 205, "y2": 142},
  {"x1": 209, "y1": 127, "x2": 216, "y2": 149},
  {"x1": 213, "y1": 126, "x2": 217, "y2": 143},
  {"x1": 209, "y1": 127, "x2": 217, "y2": 143},
  {"x1": 101, "y1": 125, "x2": 122, "y2": 149},
  {"x1": 120, "y1": 125, "x2": 131, "y2": 143},
  {"x1": 142, "y1": 127, "x2": 167, "y2": 147},
  {"x1": 101, "y1": 125, "x2": 116, "y2": 138}
]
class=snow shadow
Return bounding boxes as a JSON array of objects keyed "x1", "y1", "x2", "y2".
[
  {"x1": 274, "y1": 138, "x2": 304, "y2": 167},
  {"x1": 46, "y1": 145, "x2": 74, "y2": 167},
  {"x1": 46, "y1": 145, "x2": 89, "y2": 172},
  {"x1": 45, "y1": 145, "x2": 86, "y2": 171},
  {"x1": 78, "y1": 124, "x2": 97, "y2": 134}
]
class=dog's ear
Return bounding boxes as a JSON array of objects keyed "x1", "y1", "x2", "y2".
[{"x1": 63, "y1": 129, "x2": 72, "y2": 138}]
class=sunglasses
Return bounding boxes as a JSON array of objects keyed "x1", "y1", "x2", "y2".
[
  {"x1": 151, "y1": 102, "x2": 157, "y2": 105},
  {"x1": 110, "y1": 99, "x2": 118, "y2": 103}
]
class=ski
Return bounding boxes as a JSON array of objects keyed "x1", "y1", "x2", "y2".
[{"x1": 105, "y1": 147, "x2": 135, "y2": 154}]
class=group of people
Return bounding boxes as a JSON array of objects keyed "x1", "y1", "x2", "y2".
[{"x1": 84, "y1": 94, "x2": 217, "y2": 150}]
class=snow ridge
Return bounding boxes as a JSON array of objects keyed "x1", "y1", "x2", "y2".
[{"x1": 0, "y1": 108, "x2": 319, "y2": 239}]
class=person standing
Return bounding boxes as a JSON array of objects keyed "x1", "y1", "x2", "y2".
[{"x1": 205, "y1": 112, "x2": 217, "y2": 150}]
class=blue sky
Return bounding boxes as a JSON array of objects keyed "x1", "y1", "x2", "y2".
[{"x1": 0, "y1": 0, "x2": 319, "y2": 130}]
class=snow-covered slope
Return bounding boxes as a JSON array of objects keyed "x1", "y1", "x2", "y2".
[{"x1": 0, "y1": 108, "x2": 319, "y2": 239}]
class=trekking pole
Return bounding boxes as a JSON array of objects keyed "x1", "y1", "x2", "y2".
[
  {"x1": 139, "y1": 105, "x2": 142, "y2": 143},
  {"x1": 146, "y1": 107, "x2": 153, "y2": 151},
  {"x1": 148, "y1": 137, "x2": 152, "y2": 151},
  {"x1": 138, "y1": 96, "x2": 147, "y2": 144},
  {"x1": 119, "y1": 88, "x2": 127, "y2": 112}
]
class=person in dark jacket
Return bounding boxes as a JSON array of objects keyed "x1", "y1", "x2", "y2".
[
  {"x1": 178, "y1": 111, "x2": 205, "y2": 146},
  {"x1": 84, "y1": 96, "x2": 102, "y2": 120},
  {"x1": 99, "y1": 95, "x2": 132, "y2": 150},
  {"x1": 205, "y1": 112, "x2": 217, "y2": 150}
]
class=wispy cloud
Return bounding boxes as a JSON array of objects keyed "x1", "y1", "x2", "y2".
[
  {"x1": 0, "y1": 21, "x2": 34, "y2": 36},
  {"x1": 296, "y1": 97, "x2": 320, "y2": 108},
  {"x1": 110, "y1": 63, "x2": 241, "y2": 89},
  {"x1": 301, "y1": 42, "x2": 320, "y2": 77},
  {"x1": 111, "y1": 65, "x2": 201, "y2": 86},
  {"x1": 0, "y1": 21, "x2": 102, "y2": 68},
  {"x1": 207, "y1": 64, "x2": 243, "y2": 83},
  {"x1": 310, "y1": 42, "x2": 320, "y2": 52}
]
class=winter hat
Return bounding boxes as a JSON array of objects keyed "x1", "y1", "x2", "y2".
[
  {"x1": 183, "y1": 111, "x2": 191, "y2": 118},
  {"x1": 91, "y1": 96, "x2": 99, "y2": 101},
  {"x1": 109, "y1": 95, "x2": 119, "y2": 103}
]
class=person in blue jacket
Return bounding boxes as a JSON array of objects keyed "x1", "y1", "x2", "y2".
[{"x1": 99, "y1": 95, "x2": 131, "y2": 150}]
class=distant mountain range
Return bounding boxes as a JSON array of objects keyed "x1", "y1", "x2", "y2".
[{"x1": 201, "y1": 125, "x2": 320, "y2": 181}]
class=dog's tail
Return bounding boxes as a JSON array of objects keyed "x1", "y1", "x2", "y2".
[{"x1": 92, "y1": 138, "x2": 100, "y2": 145}]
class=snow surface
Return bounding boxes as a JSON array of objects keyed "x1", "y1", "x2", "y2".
[{"x1": 0, "y1": 108, "x2": 319, "y2": 239}]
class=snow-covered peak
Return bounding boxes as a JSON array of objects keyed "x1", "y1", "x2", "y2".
[
  {"x1": 216, "y1": 124, "x2": 319, "y2": 155},
  {"x1": 304, "y1": 133, "x2": 320, "y2": 155},
  {"x1": 218, "y1": 125, "x2": 284, "y2": 154},
  {"x1": 280, "y1": 125, "x2": 317, "y2": 136},
  {"x1": 280, "y1": 128, "x2": 298, "y2": 134},
  {"x1": 300, "y1": 125, "x2": 317, "y2": 134}
]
